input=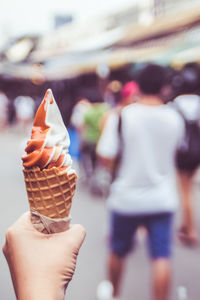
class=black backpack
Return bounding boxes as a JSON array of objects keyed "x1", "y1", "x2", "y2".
[{"x1": 174, "y1": 100, "x2": 200, "y2": 172}]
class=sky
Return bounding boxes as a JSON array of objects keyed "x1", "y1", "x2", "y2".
[{"x1": 0, "y1": 0, "x2": 137, "y2": 45}]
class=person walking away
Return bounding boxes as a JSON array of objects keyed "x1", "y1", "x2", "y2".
[
  {"x1": 70, "y1": 98, "x2": 92, "y2": 139},
  {"x1": 74, "y1": 99, "x2": 109, "y2": 192},
  {"x1": 70, "y1": 98, "x2": 92, "y2": 170},
  {"x1": 173, "y1": 66, "x2": 200, "y2": 246},
  {"x1": 96, "y1": 64, "x2": 185, "y2": 300},
  {"x1": 0, "y1": 91, "x2": 8, "y2": 130},
  {"x1": 14, "y1": 96, "x2": 35, "y2": 133}
]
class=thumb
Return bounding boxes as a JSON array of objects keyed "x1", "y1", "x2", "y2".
[{"x1": 63, "y1": 224, "x2": 86, "y2": 249}]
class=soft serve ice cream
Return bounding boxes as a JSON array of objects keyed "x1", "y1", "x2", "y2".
[
  {"x1": 22, "y1": 89, "x2": 77, "y2": 232},
  {"x1": 22, "y1": 89, "x2": 74, "y2": 173}
]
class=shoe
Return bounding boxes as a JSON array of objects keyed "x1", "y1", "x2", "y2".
[{"x1": 96, "y1": 280, "x2": 113, "y2": 300}]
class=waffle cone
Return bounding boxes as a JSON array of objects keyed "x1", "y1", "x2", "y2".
[{"x1": 23, "y1": 166, "x2": 77, "y2": 219}]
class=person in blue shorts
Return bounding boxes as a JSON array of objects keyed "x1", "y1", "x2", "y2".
[{"x1": 97, "y1": 64, "x2": 185, "y2": 300}]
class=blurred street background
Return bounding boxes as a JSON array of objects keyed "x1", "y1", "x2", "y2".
[{"x1": 1, "y1": 0, "x2": 200, "y2": 299}]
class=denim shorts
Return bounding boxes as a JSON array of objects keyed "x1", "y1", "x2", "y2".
[{"x1": 109, "y1": 211, "x2": 174, "y2": 259}]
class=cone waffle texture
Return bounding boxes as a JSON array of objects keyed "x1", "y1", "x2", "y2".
[{"x1": 23, "y1": 166, "x2": 77, "y2": 219}]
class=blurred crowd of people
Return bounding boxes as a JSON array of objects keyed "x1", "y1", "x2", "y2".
[
  {"x1": 70, "y1": 63, "x2": 200, "y2": 196},
  {"x1": 70, "y1": 62, "x2": 200, "y2": 300}
]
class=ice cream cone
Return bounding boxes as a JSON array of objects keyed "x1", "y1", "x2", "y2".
[
  {"x1": 23, "y1": 166, "x2": 77, "y2": 219},
  {"x1": 22, "y1": 89, "x2": 78, "y2": 232}
]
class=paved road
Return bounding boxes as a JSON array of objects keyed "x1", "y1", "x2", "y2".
[{"x1": 0, "y1": 129, "x2": 200, "y2": 300}]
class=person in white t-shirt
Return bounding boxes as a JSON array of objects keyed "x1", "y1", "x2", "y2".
[{"x1": 96, "y1": 64, "x2": 184, "y2": 300}]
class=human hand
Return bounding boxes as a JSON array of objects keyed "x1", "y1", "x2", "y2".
[
  {"x1": 178, "y1": 225, "x2": 198, "y2": 247},
  {"x1": 2, "y1": 212, "x2": 86, "y2": 300}
]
